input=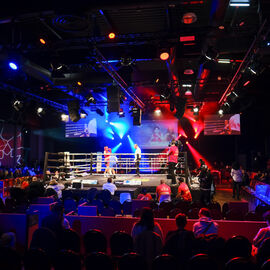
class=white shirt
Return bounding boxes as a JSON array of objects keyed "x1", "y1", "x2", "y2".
[
  {"x1": 134, "y1": 147, "x2": 141, "y2": 161},
  {"x1": 102, "y1": 182, "x2": 117, "y2": 195}
]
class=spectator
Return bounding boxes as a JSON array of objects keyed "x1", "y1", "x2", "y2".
[
  {"x1": 41, "y1": 202, "x2": 70, "y2": 239},
  {"x1": 28, "y1": 176, "x2": 45, "y2": 201},
  {"x1": 176, "y1": 177, "x2": 192, "y2": 202},
  {"x1": 156, "y1": 180, "x2": 171, "y2": 202},
  {"x1": 46, "y1": 179, "x2": 65, "y2": 199},
  {"x1": 193, "y1": 208, "x2": 218, "y2": 238},
  {"x1": 231, "y1": 162, "x2": 243, "y2": 200},
  {"x1": 0, "y1": 232, "x2": 16, "y2": 249},
  {"x1": 163, "y1": 213, "x2": 195, "y2": 267},
  {"x1": 102, "y1": 178, "x2": 117, "y2": 195},
  {"x1": 137, "y1": 188, "x2": 153, "y2": 201},
  {"x1": 198, "y1": 167, "x2": 213, "y2": 206},
  {"x1": 253, "y1": 210, "x2": 270, "y2": 249},
  {"x1": 131, "y1": 207, "x2": 163, "y2": 240}
]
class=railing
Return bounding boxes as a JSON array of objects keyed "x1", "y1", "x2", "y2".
[{"x1": 43, "y1": 151, "x2": 189, "y2": 180}]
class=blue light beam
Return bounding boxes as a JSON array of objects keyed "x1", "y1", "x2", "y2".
[{"x1": 112, "y1": 142, "x2": 122, "y2": 153}]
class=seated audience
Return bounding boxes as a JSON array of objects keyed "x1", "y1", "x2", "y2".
[
  {"x1": 253, "y1": 210, "x2": 270, "y2": 249},
  {"x1": 193, "y1": 208, "x2": 218, "y2": 238},
  {"x1": 156, "y1": 179, "x2": 171, "y2": 202},
  {"x1": 131, "y1": 207, "x2": 163, "y2": 240},
  {"x1": 137, "y1": 188, "x2": 153, "y2": 201},
  {"x1": 41, "y1": 202, "x2": 70, "y2": 238},
  {"x1": 176, "y1": 177, "x2": 192, "y2": 202},
  {"x1": 163, "y1": 213, "x2": 195, "y2": 266},
  {"x1": 102, "y1": 177, "x2": 117, "y2": 195},
  {"x1": 0, "y1": 232, "x2": 16, "y2": 249},
  {"x1": 46, "y1": 179, "x2": 65, "y2": 199}
]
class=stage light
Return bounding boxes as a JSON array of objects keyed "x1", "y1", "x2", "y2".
[
  {"x1": 182, "y1": 12, "x2": 197, "y2": 24},
  {"x1": 37, "y1": 107, "x2": 45, "y2": 117},
  {"x1": 61, "y1": 114, "x2": 69, "y2": 122},
  {"x1": 205, "y1": 46, "x2": 219, "y2": 61},
  {"x1": 193, "y1": 106, "x2": 199, "y2": 113},
  {"x1": 184, "y1": 69, "x2": 194, "y2": 75},
  {"x1": 39, "y1": 38, "x2": 46, "y2": 45},
  {"x1": 229, "y1": 2, "x2": 250, "y2": 6},
  {"x1": 219, "y1": 25, "x2": 225, "y2": 30},
  {"x1": 217, "y1": 59, "x2": 231, "y2": 64},
  {"x1": 118, "y1": 108, "x2": 125, "y2": 118},
  {"x1": 160, "y1": 51, "x2": 170, "y2": 61},
  {"x1": 218, "y1": 109, "x2": 224, "y2": 115},
  {"x1": 13, "y1": 100, "x2": 23, "y2": 111},
  {"x1": 243, "y1": 80, "x2": 250, "y2": 86},
  {"x1": 108, "y1": 32, "x2": 116, "y2": 39},
  {"x1": 185, "y1": 89, "x2": 192, "y2": 96},
  {"x1": 9, "y1": 62, "x2": 18, "y2": 70},
  {"x1": 186, "y1": 141, "x2": 189, "y2": 144},
  {"x1": 154, "y1": 107, "x2": 161, "y2": 115},
  {"x1": 86, "y1": 94, "x2": 96, "y2": 105},
  {"x1": 80, "y1": 109, "x2": 87, "y2": 119},
  {"x1": 105, "y1": 120, "x2": 108, "y2": 123},
  {"x1": 77, "y1": 81, "x2": 82, "y2": 86},
  {"x1": 112, "y1": 142, "x2": 122, "y2": 153}
]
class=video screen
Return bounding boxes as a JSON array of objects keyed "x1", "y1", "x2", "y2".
[
  {"x1": 65, "y1": 117, "x2": 97, "y2": 138},
  {"x1": 204, "y1": 114, "x2": 241, "y2": 135},
  {"x1": 130, "y1": 120, "x2": 178, "y2": 149}
]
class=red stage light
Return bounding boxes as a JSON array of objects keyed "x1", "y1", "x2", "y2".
[
  {"x1": 184, "y1": 69, "x2": 194, "y2": 75},
  {"x1": 186, "y1": 141, "x2": 189, "y2": 144},
  {"x1": 108, "y1": 32, "x2": 116, "y2": 39},
  {"x1": 243, "y1": 80, "x2": 250, "y2": 86},
  {"x1": 180, "y1": 36, "x2": 195, "y2": 42},
  {"x1": 39, "y1": 38, "x2": 46, "y2": 45},
  {"x1": 160, "y1": 52, "x2": 169, "y2": 61}
]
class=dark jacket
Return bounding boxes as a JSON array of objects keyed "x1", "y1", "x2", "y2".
[{"x1": 198, "y1": 171, "x2": 212, "y2": 190}]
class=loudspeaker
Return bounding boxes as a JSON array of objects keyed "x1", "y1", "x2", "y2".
[
  {"x1": 68, "y1": 100, "x2": 80, "y2": 122},
  {"x1": 174, "y1": 97, "x2": 186, "y2": 120},
  {"x1": 107, "y1": 85, "x2": 120, "y2": 113},
  {"x1": 132, "y1": 107, "x2": 142, "y2": 126}
]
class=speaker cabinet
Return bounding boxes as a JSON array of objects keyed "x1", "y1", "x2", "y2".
[
  {"x1": 67, "y1": 100, "x2": 80, "y2": 122},
  {"x1": 107, "y1": 85, "x2": 120, "y2": 113}
]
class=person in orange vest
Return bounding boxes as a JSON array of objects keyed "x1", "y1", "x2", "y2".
[{"x1": 176, "y1": 177, "x2": 192, "y2": 202}]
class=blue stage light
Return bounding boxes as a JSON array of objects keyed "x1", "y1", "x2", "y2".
[
  {"x1": 127, "y1": 135, "x2": 135, "y2": 150},
  {"x1": 9, "y1": 62, "x2": 18, "y2": 70},
  {"x1": 110, "y1": 121, "x2": 128, "y2": 139},
  {"x1": 112, "y1": 142, "x2": 122, "y2": 153}
]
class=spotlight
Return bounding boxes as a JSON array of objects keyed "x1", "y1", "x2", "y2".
[
  {"x1": 218, "y1": 109, "x2": 224, "y2": 115},
  {"x1": 159, "y1": 49, "x2": 170, "y2": 61},
  {"x1": 37, "y1": 107, "x2": 45, "y2": 117},
  {"x1": 185, "y1": 89, "x2": 192, "y2": 96},
  {"x1": 205, "y1": 46, "x2": 219, "y2": 61},
  {"x1": 108, "y1": 32, "x2": 116, "y2": 39},
  {"x1": 182, "y1": 12, "x2": 197, "y2": 24},
  {"x1": 154, "y1": 107, "x2": 161, "y2": 115},
  {"x1": 118, "y1": 108, "x2": 125, "y2": 118},
  {"x1": 9, "y1": 62, "x2": 18, "y2": 70},
  {"x1": 77, "y1": 81, "x2": 82, "y2": 86},
  {"x1": 86, "y1": 94, "x2": 96, "y2": 105},
  {"x1": 193, "y1": 106, "x2": 199, "y2": 113},
  {"x1": 13, "y1": 100, "x2": 23, "y2": 111},
  {"x1": 61, "y1": 114, "x2": 69, "y2": 122},
  {"x1": 184, "y1": 69, "x2": 194, "y2": 75},
  {"x1": 39, "y1": 38, "x2": 46, "y2": 45},
  {"x1": 80, "y1": 109, "x2": 88, "y2": 119}
]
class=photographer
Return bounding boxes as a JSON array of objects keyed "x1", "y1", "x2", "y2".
[{"x1": 167, "y1": 140, "x2": 179, "y2": 185}]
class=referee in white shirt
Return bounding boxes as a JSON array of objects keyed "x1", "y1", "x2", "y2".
[{"x1": 134, "y1": 144, "x2": 141, "y2": 177}]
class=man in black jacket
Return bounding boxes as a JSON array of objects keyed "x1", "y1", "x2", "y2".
[{"x1": 198, "y1": 167, "x2": 213, "y2": 206}]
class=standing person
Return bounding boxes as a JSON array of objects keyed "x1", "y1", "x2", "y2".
[
  {"x1": 231, "y1": 161, "x2": 243, "y2": 200},
  {"x1": 198, "y1": 167, "x2": 213, "y2": 206},
  {"x1": 167, "y1": 140, "x2": 179, "y2": 185},
  {"x1": 134, "y1": 144, "x2": 141, "y2": 177},
  {"x1": 108, "y1": 154, "x2": 118, "y2": 179},
  {"x1": 103, "y1": 146, "x2": 112, "y2": 177}
]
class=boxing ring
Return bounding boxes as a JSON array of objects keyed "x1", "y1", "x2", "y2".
[{"x1": 43, "y1": 151, "x2": 189, "y2": 187}]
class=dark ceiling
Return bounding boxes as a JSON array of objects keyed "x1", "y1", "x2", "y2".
[{"x1": 0, "y1": 0, "x2": 269, "y2": 125}]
